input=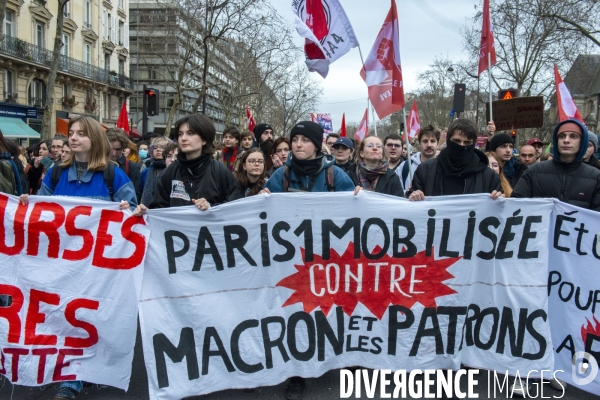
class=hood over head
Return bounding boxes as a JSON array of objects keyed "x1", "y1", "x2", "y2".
[{"x1": 552, "y1": 119, "x2": 588, "y2": 162}]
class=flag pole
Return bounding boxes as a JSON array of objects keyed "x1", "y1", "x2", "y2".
[
  {"x1": 402, "y1": 106, "x2": 413, "y2": 182},
  {"x1": 488, "y1": 52, "x2": 493, "y2": 122},
  {"x1": 358, "y1": 44, "x2": 374, "y2": 137}
]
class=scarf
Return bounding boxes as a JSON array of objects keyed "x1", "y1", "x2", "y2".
[
  {"x1": 503, "y1": 157, "x2": 516, "y2": 178},
  {"x1": 357, "y1": 161, "x2": 388, "y2": 191},
  {"x1": 222, "y1": 146, "x2": 238, "y2": 171},
  {"x1": 141, "y1": 159, "x2": 167, "y2": 206},
  {"x1": 289, "y1": 153, "x2": 324, "y2": 178},
  {"x1": 178, "y1": 152, "x2": 211, "y2": 176}
]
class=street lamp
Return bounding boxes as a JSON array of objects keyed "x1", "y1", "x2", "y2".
[{"x1": 447, "y1": 65, "x2": 481, "y2": 127}]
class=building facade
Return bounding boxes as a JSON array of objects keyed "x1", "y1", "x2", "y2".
[
  {"x1": 0, "y1": 0, "x2": 133, "y2": 138},
  {"x1": 563, "y1": 54, "x2": 600, "y2": 134}
]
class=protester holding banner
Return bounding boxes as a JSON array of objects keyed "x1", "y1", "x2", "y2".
[
  {"x1": 331, "y1": 137, "x2": 355, "y2": 173},
  {"x1": 265, "y1": 137, "x2": 290, "y2": 177},
  {"x1": 512, "y1": 119, "x2": 600, "y2": 211},
  {"x1": 397, "y1": 125, "x2": 440, "y2": 193},
  {"x1": 349, "y1": 135, "x2": 403, "y2": 197},
  {"x1": 133, "y1": 114, "x2": 240, "y2": 215},
  {"x1": 407, "y1": 118, "x2": 502, "y2": 200},
  {"x1": 486, "y1": 151, "x2": 512, "y2": 197},
  {"x1": 233, "y1": 148, "x2": 267, "y2": 197},
  {"x1": 583, "y1": 133, "x2": 600, "y2": 170},
  {"x1": 264, "y1": 121, "x2": 354, "y2": 194}
]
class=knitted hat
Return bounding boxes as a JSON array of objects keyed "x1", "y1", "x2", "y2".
[
  {"x1": 253, "y1": 123, "x2": 273, "y2": 139},
  {"x1": 589, "y1": 133, "x2": 598, "y2": 153},
  {"x1": 556, "y1": 121, "x2": 583, "y2": 137},
  {"x1": 290, "y1": 121, "x2": 323, "y2": 150},
  {"x1": 489, "y1": 133, "x2": 514, "y2": 152}
]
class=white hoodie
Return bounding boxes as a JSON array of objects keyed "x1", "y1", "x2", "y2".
[{"x1": 396, "y1": 152, "x2": 422, "y2": 193}]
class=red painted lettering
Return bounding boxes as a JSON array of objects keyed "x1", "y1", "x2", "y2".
[
  {"x1": 53, "y1": 348, "x2": 83, "y2": 381},
  {"x1": 25, "y1": 289, "x2": 60, "y2": 346},
  {"x1": 0, "y1": 284, "x2": 24, "y2": 343},
  {"x1": 32, "y1": 348, "x2": 57, "y2": 384},
  {"x1": 92, "y1": 211, "x2": 146, "y2": 270},
  {"x1": 64, "y1": 298, "x2": 99, "y2": 348},
  {"x1": 0, "y1": 194, "x2": 27, "y2": 256},
  {"x1": 26, "y1": 202, "x2": 66, "y2": 258},
  {"x1": 4, "y1": 347, "x2": 29, "y2": 382},
  {"x1": 62, "y1": 206, "x2": 94, "y2": 261}
]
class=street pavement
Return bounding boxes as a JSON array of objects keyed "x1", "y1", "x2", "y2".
[{"x1": 1, "y1": 327, "x2": 598, "y2": 399}]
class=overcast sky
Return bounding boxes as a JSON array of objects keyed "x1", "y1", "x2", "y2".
[{"x1": 271, "y1": 0, "x2": 482, "y2": 126}]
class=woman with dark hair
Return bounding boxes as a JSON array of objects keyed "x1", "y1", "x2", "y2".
[
  {"x1": 349, "y1": 135, "x2": 404, "y2": 196},
  {"x1": 265, "y1": 137, "x2": 290, "y2": 177},
  {"x1": 0, "y1": 129, "x2": 23, "y2": 195},
  {"x1": 26, "y1": 140, "x2": 51, "y2": 194},
  {"x1": 133, "y1": 114, "x2": 240, "y2": 215},
  {"x1": 234, "y1": 148, "x2": 267, "y2": 197},
  {"x1": 4, "y1": 139, "x2": 28, "y2": 194},
  {"x1": 240, "y1": 130, "x2": 254, "y2": 151}
]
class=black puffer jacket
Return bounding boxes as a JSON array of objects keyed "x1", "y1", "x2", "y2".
[
  {"x1": 348, "y1": 166, "x2": 404, "y2": 197},
  {"x1": 512, "y1": 159, "x2": 600, "y2": 210},
  {"x1": 585, "y1": 155, "x2": 600, "y2": 171},
  {"x1": 406, "y1": 148, "x2": 501, "y2": 196},
  {"x1": 149, "y1": 152, "x2": 241, "y2": 209}
]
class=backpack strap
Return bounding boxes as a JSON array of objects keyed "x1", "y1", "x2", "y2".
[
  {"x1": 50, "y1": 165, "x2": 64, "y2": 190},
  {"x1": 103, "y1": 163, "x2": 115, "y2": 201},
  {"x1": 282, "y1": 165, "x2": 290, "y2": 193},
  {"x1": 326, "y1": 165, "x2": 335, "y2": 192}
]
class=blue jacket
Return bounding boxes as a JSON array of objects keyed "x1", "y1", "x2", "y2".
[
  {"x1": 39, "y1": 163, "x2": 137, "y2": 210},
  {"x1": 265, "y1": 153, "x2": 355, "y2": 193}
]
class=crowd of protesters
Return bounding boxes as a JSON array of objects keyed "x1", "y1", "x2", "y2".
[{"x1": 1, "y1": 112, "x2": 600, "y2": 400}]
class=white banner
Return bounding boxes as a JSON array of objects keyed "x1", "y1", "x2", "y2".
[
  {"x1": 0, "y1": 194, "x2": 149, "y2": 390},
  {"x1": 549, "y1": 201, "x2": 600, "y2": 396},
  {"x1": 139, "y1": 193, "x2": 555, "y2": 399}
]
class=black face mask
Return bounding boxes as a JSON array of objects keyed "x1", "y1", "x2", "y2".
[{"x1": 444, "y1": 138, "x2": 475, "y2": 169}]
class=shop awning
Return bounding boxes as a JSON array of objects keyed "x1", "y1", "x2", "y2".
[
  {"x1": 0, "y1": 117, "x2": 41, "y2": 139},
  {"x1": 130, "y1": 127, "x2": 142, "y2": 139}
]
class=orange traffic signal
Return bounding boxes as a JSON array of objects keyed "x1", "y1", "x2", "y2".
[{"x1": 498, "y1": 89, "x2": 518, "y2": 100}]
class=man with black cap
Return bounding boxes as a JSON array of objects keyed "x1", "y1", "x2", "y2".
[
  {"x1": 526, "y1": 137, "x2": 544, "y2": 162},
  {"x1": 253, "y1": 123, "x2": 274, "y2": 154},
  {"x1": 583, "y1": 132, "x2": 600, "y2": 171},
  {"x1": 489, "y1": 132, "x2": 527, "y2": 187},
  {"x1": 406, "y1": 118, "x2": 502, "y2": 200},
  {"x1": 264, "y1": 121, "x2": 354, "y2": 193},
  {"x1": 513, "y1": 119, "x2": 600, "y2": 210}
]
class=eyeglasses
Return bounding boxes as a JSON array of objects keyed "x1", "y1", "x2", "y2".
[
  {"x1": 247, "y1": 159, "x2": 264, "y2": 165},
  {"x1": 386, "y1": 143, "x2": 401, "y2": 148},
  {"x1": 366, "y1": 143, "x2": 383, "y2": 149}
]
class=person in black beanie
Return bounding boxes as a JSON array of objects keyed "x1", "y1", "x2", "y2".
[
  {"x1": 264, "y1": 121, "x2": 354, "y2": 194},
  {"x1": 489, "y1": 132, "x2": 527, "y2": 187},
  {"x1": 253, "y1": 123, "x2": 274, "y2": 154},
  {"x1": 407, "y1": 118, "x2": 502, "y2": 200}
]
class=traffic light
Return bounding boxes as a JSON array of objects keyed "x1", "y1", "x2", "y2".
[
  {"x1": 145, "y1": 88, "x2": 160, "y2": 116},
  {"x1": 400, "y1": 122, "x2": 405, "y2": 133},
  {"x1": 511, "y1": 129, "x2": 517, "y2": 138},
  {"x1": 498, "y1": 89, "x2": 518, "y2": 100}
]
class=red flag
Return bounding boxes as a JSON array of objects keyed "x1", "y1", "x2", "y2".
[
  {"x1": 407, "y1": 100, "x2": 420, "y2": 139},
  {"x1": 340, "y1": 113, "x2": 347, "y2": 137},
  {"x1": 311, "y1": 113, "x2": 317, "y2": 123},
  {"x1": 354, "y1": 109, "x2": 369, "y2": 142},
  {"x1": 246, "y1": 106, "x2": 256, "y2": 132},
  {"x1": 477, "y1": 0, "x2": 497, "y2": 76},
  {"x1": 360, "y1": 0, "x2": 404, "y2": 119},
  {"x1": 116, "y1": 101, "x2": 130, "y2": 135},
  {"x1": 554, "y1": 65, "x2": 584, "y2": 123}
]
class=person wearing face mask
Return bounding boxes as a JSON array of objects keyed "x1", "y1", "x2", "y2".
[
  {"x1": 137, "y1": 141, "x2": 150, "y2": 171},
  {"x1": 349, "y1": 135, "x2": 403, "y2": 196},
  {"x1": 407, "y1": 118, "x2": 502, "y2": 201}
]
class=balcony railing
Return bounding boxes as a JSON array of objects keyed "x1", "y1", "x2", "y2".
[
  {"x1": 0, "y1": 35, "x2": 134, "y2": 90},
  {"x1": 28, "y1": 96, "x2": 46, "y2": 108}
]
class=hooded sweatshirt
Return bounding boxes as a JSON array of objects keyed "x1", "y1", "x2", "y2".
[
  {"x1": 512, "y1": 119, "x2": 600, "y2": 210},
  {"x1": 265, "y1": 152, "x2": 355, "y2": 193}
]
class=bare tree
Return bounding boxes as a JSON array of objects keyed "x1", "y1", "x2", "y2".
[{"x1": 41, "y1": 0, "x2": 70, "y2": 140}]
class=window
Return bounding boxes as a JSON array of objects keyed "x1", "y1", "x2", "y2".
[
  {"x1": 62, "y1": 84, "x2": 69, "y2": 99},
  {"x1": 61, "y1": 34, "x2": 69, "y2": 56},
  {"x1": 85, "y1": 89, "x2": 92, "y2": 103},
  {"x1": 118, "y1": 0, "x2": 124, "y2": 10},
  {"x1": 63, "y1": 2, "x2": 70, "y2": 19},
  {"x1": 84, "y1": 0, "x2": 92, "y2": 29},
  {"x1": 118, "y1": 21, "x2": 124, "y2": 45},
  {"x1": 35, "y1": 22, "x2": 45, "y2": 48},
  {"x1": 103, "y1": 94, "x2": 111, "y2": 119},
  {"x1": 103, "y1": 11, "x2": 108, "y2": 40},
  {"x1": 118, "y1": 59, "x2": 125, "y2": 76},
  {"x1": 3, "y1": 70, "x2": 13, "y2": 98},
  {"x1": 84, "y1": 43, "x2": 91, "y2": 64},
  {"x1": 5, "y1": 11, "x2": 13, "y2": 37},
  {"x1": 104, "y1": 54, "x2": 111, "y2": 71},
  {"x1": 28, "y1": 79, "x2": 46, "y2": 107}
]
